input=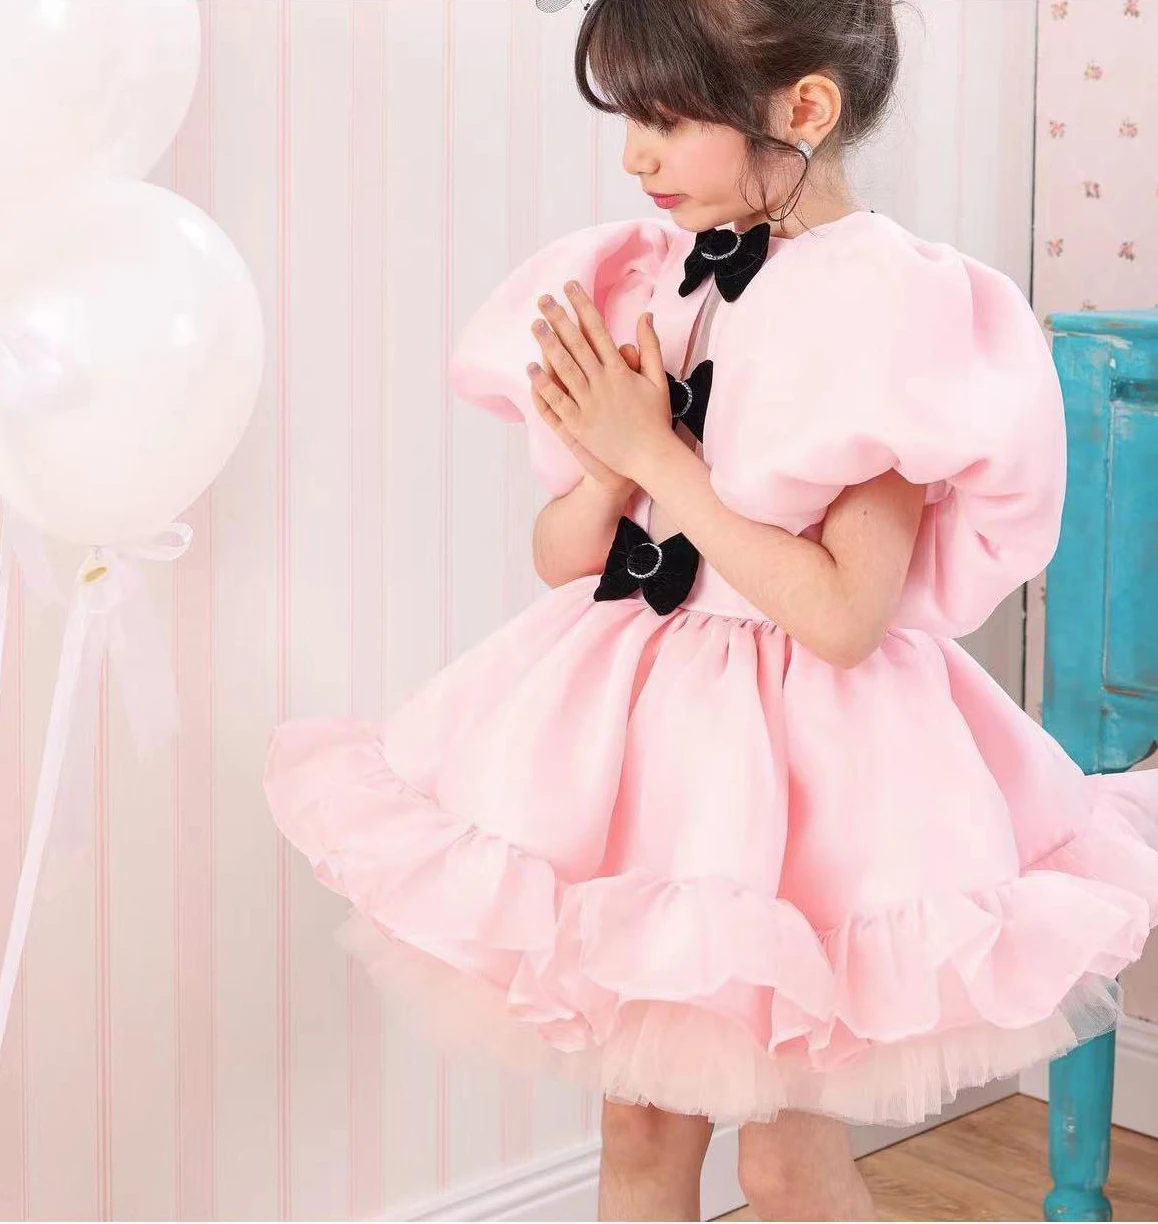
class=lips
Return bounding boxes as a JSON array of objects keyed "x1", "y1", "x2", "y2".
[{"x1": 646, "y1": 192, "x2": 685, "y2": 208}]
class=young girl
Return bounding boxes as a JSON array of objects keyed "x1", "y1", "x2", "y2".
[{"x1": 264, "y1": 0, "x2": 1158, "y2": 1218}]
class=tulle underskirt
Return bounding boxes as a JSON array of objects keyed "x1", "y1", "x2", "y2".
[{"x1": 337, "y1": 906, "x2": 1124, "y2": 1128}]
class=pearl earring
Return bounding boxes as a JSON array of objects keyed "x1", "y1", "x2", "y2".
[{"x1": 795, "y1": 139, "x2": 814, "y2": 161}]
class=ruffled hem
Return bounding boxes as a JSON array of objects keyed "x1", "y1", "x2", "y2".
[
  {"x1": 813, "y1": 837, "x2": 1154, "y2": 1058},
  {"x1": 263, "y1": 719, "x2": 833, "y2": 1041},
  {"x1": 263, "y1": 720, "x2": 1158, "y2": 1126},
  {"x1": 337, "y1": 913, "x2": 1123, "y2": 1127}
]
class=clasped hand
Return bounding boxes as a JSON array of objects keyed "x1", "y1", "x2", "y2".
[{"x1": 525, "y1": 282, "x2": 672, "y2": 487}]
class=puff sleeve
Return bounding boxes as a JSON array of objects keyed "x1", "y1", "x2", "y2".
[
  {"x1": 448, "y1": 217, "x2": 681, "y2": 498},
  {"x1": 709, "y1": 221, "x2": 1067, "y2": 639}
]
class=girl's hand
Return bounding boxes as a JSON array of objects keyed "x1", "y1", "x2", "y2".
[
  {"x1": 526, "y1": 283, "x2": 671, "y2": 485},
  {"x1": 530, "y1": 342, "x2": 644, "y2": 501}
]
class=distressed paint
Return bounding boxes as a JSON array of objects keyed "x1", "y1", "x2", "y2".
[
  {"x1": 1042, "y1": 309, "x2": 1158, "y2": 1221},
  {"x1": 1044, "y1": 312, "x2": 1158, "y2": 773},
  {"x1": 1046, "y1": 1031, "x2": 1115, "y2": 1222}
]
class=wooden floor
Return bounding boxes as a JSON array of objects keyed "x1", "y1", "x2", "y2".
[{"x1": 717, "y1": 1094, "x2": 1158, "y2": 1221}]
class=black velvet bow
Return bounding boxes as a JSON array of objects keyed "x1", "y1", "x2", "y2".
[
  {"x1": 679, "y1": 221, "x2": 771, "y2": 302},
  {"x1": 593, "y1": 516, "x2": 700, "y2": 615},
  {"x1": 666, "y1": 358, "x2": 713, "y2": 443}
]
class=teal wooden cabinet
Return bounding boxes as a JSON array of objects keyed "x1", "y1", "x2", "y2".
[{"x1": 1042, "y1": 309, "x2": 1158, "y2": 1221}]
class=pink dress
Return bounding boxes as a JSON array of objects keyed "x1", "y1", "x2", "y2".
[{"x1": 263, "y1": 209, "x2": 1158, "y2": 1126}]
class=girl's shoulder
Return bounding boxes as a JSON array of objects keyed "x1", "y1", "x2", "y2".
[
  {"x1": 741, "y1": 208, "x2": 1033, "y2": 333},
  {"x1": 725, "y1": 207, "x2": 1050, "y2": 440}
]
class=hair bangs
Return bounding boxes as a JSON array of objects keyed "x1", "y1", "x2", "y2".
[{"x1": 575, "y1": 0, "x2": 734, "y2": 129}]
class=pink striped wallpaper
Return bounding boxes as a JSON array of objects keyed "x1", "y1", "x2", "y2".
[
  {"x1": 0, "y1": 1, "x2": 1040, "y2": 1218},
  {"x1": 0, "y1": 558, "x2": 26, "y2": 1219}
]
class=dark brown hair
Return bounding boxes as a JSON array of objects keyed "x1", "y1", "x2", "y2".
[{"x1": 574, "y1": 0, "x2": 902, "y2": 220}]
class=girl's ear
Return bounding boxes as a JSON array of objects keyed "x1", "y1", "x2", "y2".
[{"x1": 789, "y1": 73, "x2": 842, "y2": 150}]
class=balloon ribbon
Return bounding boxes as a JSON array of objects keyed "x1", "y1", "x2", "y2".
[{"x1": 0, "y1": 522, "x2": 191, "y2": 1054}]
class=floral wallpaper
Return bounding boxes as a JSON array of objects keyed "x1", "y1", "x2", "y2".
[
  {"x1": 1029, "y1": 0, "x2": 1158, "y2": 1026},
  {"x1": 1033, "y1": 0, "x2": 1157, "y2": 316}
]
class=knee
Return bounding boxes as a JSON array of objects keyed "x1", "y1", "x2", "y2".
[
  {"x1": 737, "y1": 1116, "x2": 865, "y2": 1222},
  {"x1": 737, "y1": 1147, "x2": 795, "y2": 1219},
  {"x1": 600, "y1": 1100, "x2": 710, "y2": 1176}
]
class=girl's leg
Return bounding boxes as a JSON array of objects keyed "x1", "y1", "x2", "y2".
[
  {"x1": 598, "y1": 1098, "x2": 715, "y2": 1221},
  {"x1": 737, "y1": 1110, "x2": 875, "y2": 1221}
]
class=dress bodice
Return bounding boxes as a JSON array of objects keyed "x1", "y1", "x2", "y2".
[
  {"x1": 643, "y1": 279, "x2": 724, "y2": 544},
  {"x1": 448, "y1": 210, "x2": 1068, "y2": 638},
  {"x1": 628, "y1": 239, "x2": 778, "y2": 623}
]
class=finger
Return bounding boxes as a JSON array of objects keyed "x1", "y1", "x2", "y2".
[
  {"x1": 528, "y1": 362, "x2": 582, "y2": 434},
  {"x1": 533, "y1": 316, "x2": 590, "y2": 402},
  {"x1": 532, "y1": 386, "x2": 588, "y2": 460},
  {"x1": 531, "y1": 382, "x2": 572, "y2": 444},
  {"x1": 561, "y1": 281, "x2": 623, "y2": 368},
  {"x1": 540, "y1": 351, "x2": 569, "y2": 397},
  {"x1": 619, "y1": 342, "x2": 641, "y2": 373},
  {"x1": 530, "y1": 379, "x2": 561, "y2": 426},
  {"x1": 638, "y1": 312, "x2": 666, "y2": 387}
]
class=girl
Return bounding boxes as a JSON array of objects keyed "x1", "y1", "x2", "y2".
[{"x1": 264, "y1": 0, "x2": 1158, "y2": 1218}]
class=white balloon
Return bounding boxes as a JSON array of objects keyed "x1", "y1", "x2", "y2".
[
  {"x1": 0, "y1": 179, "x2": 265, "y2": 546},
  {"x1": 0, "y1": 0, "x2": 201, "y2": 219}
]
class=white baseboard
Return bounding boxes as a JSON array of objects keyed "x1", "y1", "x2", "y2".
[
  {"x1": 1019, "y1": 1015, "x2": 1158, "y2": 1140},
  {"x1": 391, "y1": 1078, "x2": 1017, "y2": 1221}
]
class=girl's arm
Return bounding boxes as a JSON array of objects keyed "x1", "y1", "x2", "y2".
[
  {"x1": 532, "y1": 474, "x2": 634, "y2": 588},
  {"x1": 633, "y1": 433, "x2": 927, "y2": 668}
]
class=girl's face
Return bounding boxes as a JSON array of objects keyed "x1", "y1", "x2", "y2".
[{"x1": 623, "y1": 116, "x2": 785, "y2": 234}]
